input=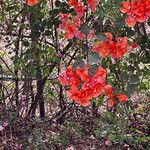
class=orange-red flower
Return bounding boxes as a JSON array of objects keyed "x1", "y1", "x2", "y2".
[
  {"x1": 59, "y1": 65, "x2": 129, "y2": 107},
  {"x1": 104, "y1": 85, "x2": 113, "y2": 97},
  {"x1": 58, "y1": 65, "x2": 80, "y2": 86},
  {"x1": 108, "y1": 99, "x2": 116, "y2": 108},
  {"x1": 116, "y1": 93, "x2": 128, "y2": 102},
  {"x1": 125, "y1": 15, "x2": 137, "y2": 27},
  {"x1": 68, "y1": 0, "x2": 85, "y2": 18},
  {"x1": 92, "y1": 32, "x2": 130, "y2": 58},
  {"x1": 64, "y1": 24, "x2": 85, "y2": 39},
  {"x1": 26, "y1": 0, "x2": 38, "y2": 6},
  {"x1": 64, "y1": 24, "x2": 78, "y2": 39},
  {"x1": 76, "y1": 65, "x2": 89, "y2": 81},
  {"x1": 131, "y1": 41, "x2": 138, "y2": 49},
  {"x1": 74, "y1": 2, "x2": 85, "y2": 18},
  {"x1": 86, "y1": 0, "x2": 97, "y2": 12},
  {"x1": 120, "y1": 0, "x2": 150, "y2": 27},
  {"x1": 59, "y1": 65, "x2": 107, "y2": 107},
  {"x1": 120, "y1": 2, "x2": 131, "y2": 13},
  {"x1": 68, "y1": 0, "x2": 78, "y2": 7},
  {"x1": 111, "y1": 37, "x2": 129, "y2": 58},
  {"x1": 59, "y1": 13, "x2": 85, "y2": 40},
  {"x1": 92, "y1": 32, "x2": 114, "y2": 58},
  {"x1": 59, "y1": 0, "x2": 99, "y2": 40},
  {"x1": 104, "y1": 84, "x2": 128, "y2": 107}
]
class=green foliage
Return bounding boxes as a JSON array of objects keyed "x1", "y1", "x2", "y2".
[
  {"x1": 0, "y1": 0, "x2": 149, "y2": 149},
  {"x1": 33, "y1": 129, "x2": 45, "y2": 150},
  {"x1": 88, "y1": 52, "x2": 101, "y2": 65},
  {"x1": 72, "y1": 60, "x2": 86, "y2": 71}
]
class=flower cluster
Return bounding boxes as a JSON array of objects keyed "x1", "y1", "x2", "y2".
[
  {"x1": 120, "y1": 0, "x2": 150, "y2": 27},
  {"x1": 68, "y1": 0, "x2": 85, "y2": 17},
  {"x1": 68, "y1": 0, "x2": 97, "y2": 13},
  {"x1": 58, "y1": 65, "x2": 107, "y2": 106},
  {"x1": 86, "y1": 0, "x2": 97, "y2": 12},
  {"x1": 59, "y1": 13, "x2": 85, "y2": 40},
  {"x1": 59, "y1": 0, "x2": 97, "y2": 39},
  {"x1": 26, "y1": 0, "x2": 38, "y2": 6},
  {"x1": 92, "y1": 32, "x2": 130, "y2": 58},
  {"x1": 104, "y1": 85, "x2": 128, "y2": 108}
]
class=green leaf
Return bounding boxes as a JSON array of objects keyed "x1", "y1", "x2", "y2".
[
  {"x1": 33, "y1": 129, "x2": 45, "y2": 150},
  {"x1": 129, "y1": 74, "x2": 140, "y2": 84},
  {"x1": 120, "y1": 72, "x2": 129, "y2": 82},
  {"x1": 0, "y1": 52, "x2": 5, "y2": 57},
  {"x1": 128, "y1": 65, "x2": 135, "y2": 72},
  {"x1": 49, "y1": 9, "x2": 60, "y2": 18},
  {"x1": 55, "y1": 0, "x2": 61, "y2": 7},
  {"x1": 61, "y1": 2, "x2": 69, "y2": 13},
  {"x1": 23, "y1": 40, "x2": 30, "y2": 47},
  {"x1": 88, "y1": 64, "x2": 99, "y2": 77},
  {"x1": 72, "y1": 60, "x2": 85, "y2": 71},
  {"x1": 96, "y1": 33, "x2": 106, "y2": 41},
  {"x1": 101, "y1": 58, "x2": 109, "y2": 69},
  {"x1": 88, "y1": 52, "x2": 100, "y2": 65},
  {"x1": 126, "y1": 84, "x2": 138, "y2": 95},
  {"x1": 115, "y1": 17, "x2": 125, "y2": 28},
  {"x1": 148, "y1": 17, "x2": 150, "y2": 26},
  {"x1": 129, "y1": 53, "x2": 137, "y2": 59},
  {"x1": 45, "y1": 30, "x2": 52, "y2": 36},
  {"x1": 97, "y1": 97, "x2": 104, "y2": 107},
  {"x1": 81, "y1": 25, "x2": 90, "y2": 36},
  {"x1": 53, "y1": 18, "x2": 61, "y2": 28}
]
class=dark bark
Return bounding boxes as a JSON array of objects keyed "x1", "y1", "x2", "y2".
[
  {"x1": 59, "y1": 85, "x2": 65, "y2": 109},
  {"x1": 28, "y1": 77, "x2": 47, "y2": 118}
]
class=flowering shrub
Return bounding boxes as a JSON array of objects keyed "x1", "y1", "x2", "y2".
[
  {"x1": 0, "y1": 0, "x2": 150, "y2": 149},
  {"x1": 58, "y1": 0, "x2": 134, "y2": 107}
]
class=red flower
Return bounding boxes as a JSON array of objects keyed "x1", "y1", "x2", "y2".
[
  {"x1": 120, "y1": 2, "x2": 131, "y2": 13},
  {"x1": 76, "y1": 65, "x2": 89, "y2": 81},
  {"x1": 105, "y1": 32, "x2": 113, "y2": 40},
  {"x1": 94, "y1": 66, "x2": 107, "y2": 79},
  {"x1": 94, "y1": 42, "x2": 110, "y2": 58},
  {"x1": 92, "y1": 32, "x2": 130, "y2": 58},
  {"x1": 74, "y1": 2, "x2": 85, "y2": 18},
  {"x1": 104, "y1": 85, "x2": 113, "y2": 97},
  {"x1": 111, "y1": 37, "x2": 129, "y2": 58},
  {"x1": 67, "y1": 88, "x2": 92, "y2": 107},
  {"x1": 59, "y1": 13, "x2": 85, "y2": 40},
  {"x1": 65, "y1": 24, "x2": 78, "y2": 39},
  {"x1": 68, "y1": 0, "x2": 78, "y2": 7},
  {"x1": 103, "y1": 84, "x2": 128, "y2": 107},
  {"x1": 131, "y1": 41, "x2": 138, "y2": 48},
  {"x1": 26, "y1": 0, "x2": 38, "y2": 6},
  {"x1": 144, "y1": 0, "x2": 150, "y2": 16},
  {"x1": 59, "y1": 65, "x2": 107, "y2": 107},
  {"x1": 58, "y1": 65, "x2": 80, "y2": 86},
  {"x1": 92, "y1": 85, "x2": 103, "y2": 98},
  {"x1": 88, "y1": 29, "x2": 95, "y2": 39},
  {"x1": 116, "y1": 93, "x2": 128, "y2": 102},
  {"x1": 120, "y1": 0, "x2": 150, "y2": 27},
  {"x1": 108, "y1": 99, "x2": 116, "y2": 108},
  {"x1": 92, "y1": 33, "x2": 113, "y2": 58},
  {"x1": 86, "y1": 0, "x2": 97, "y2": 12},
  {"x1": 125, "y1": 15, "x2": 137, "y2": 27}
]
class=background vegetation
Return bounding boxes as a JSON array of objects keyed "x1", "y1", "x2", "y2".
[{"x1": 0, "y1": 0, "x2": 150, "y2": 149}]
